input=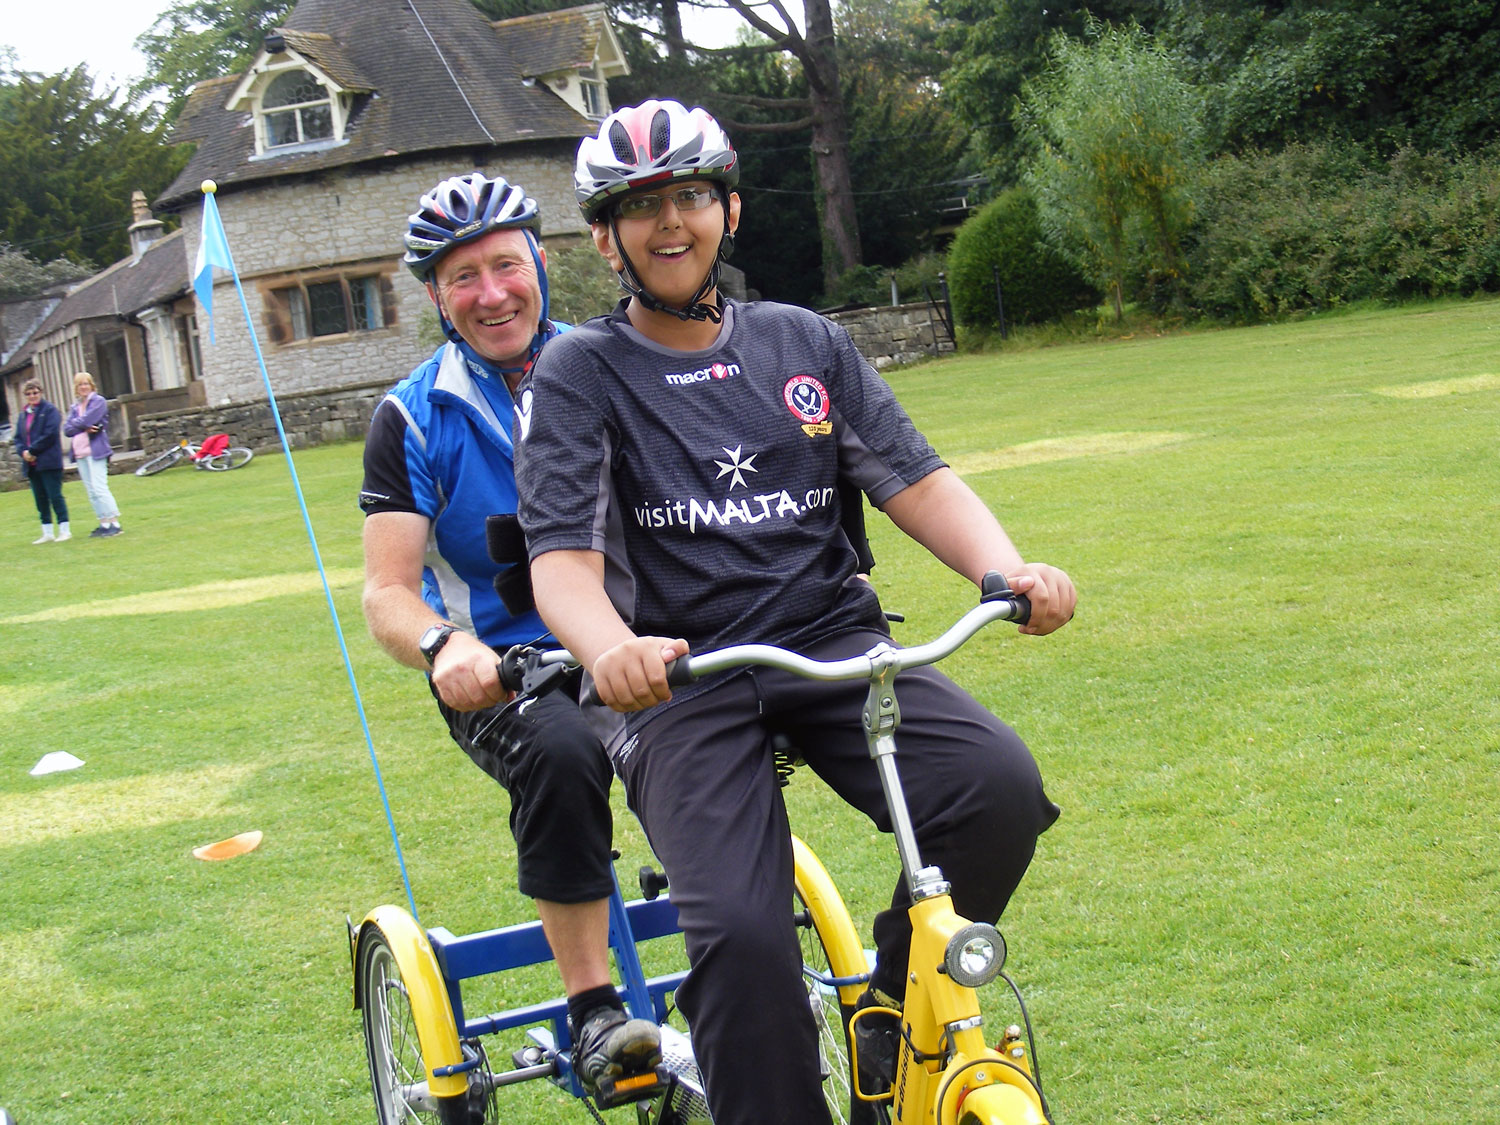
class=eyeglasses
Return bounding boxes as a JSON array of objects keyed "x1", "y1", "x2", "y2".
[
  {"x1": 24, "y1": 389, "x2": 42, "y2": 396},
  {"x1": 615, "y1": 185, "x2": 719, "y2": 221}
]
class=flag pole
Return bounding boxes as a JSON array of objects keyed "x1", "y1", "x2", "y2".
[{"x1": 196, "y1": 179, "x2": 421, "y2": 922}]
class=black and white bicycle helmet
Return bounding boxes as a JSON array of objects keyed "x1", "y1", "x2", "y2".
[
  {"x1": 402, "y1": 171, "x2": 550, "y2": 357},
  {"x1": 575, "y1": 100, "x2": 739, "y2": 322}
]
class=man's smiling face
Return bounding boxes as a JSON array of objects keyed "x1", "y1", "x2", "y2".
[{"x1": 433, "y1": 228, "x2": 544, "y2": 366}]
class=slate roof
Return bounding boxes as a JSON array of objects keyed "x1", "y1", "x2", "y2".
[
  {"x1": 157, "y1": 0, "x2": 601, "y2": 210},
  {"x1": 493, "y1": 5, "x2": 613, "y2": 77},
  {"x1": 1, "y1": 230, "x2": 189, "y2": 376}
]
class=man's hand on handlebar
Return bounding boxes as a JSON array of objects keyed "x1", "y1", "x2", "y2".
[
  {"x1": 592, "y1": 636, "x2": 690, "y2": 713},
  {"x1": 1003, "y1": 564, "x2": 1076, "y2": 637},
  {"x1": 432, "y1": 630, "x2": 515, "y2": 711}
]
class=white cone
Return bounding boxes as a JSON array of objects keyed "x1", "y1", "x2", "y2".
[{"x1": 30, "y1": 751, "x2": 85, "y2": 776}]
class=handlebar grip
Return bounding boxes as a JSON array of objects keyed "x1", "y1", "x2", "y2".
[
  {"x1": 496, "y1": 644, "x2": 530, "y2": 694},
  {"x1": 980, "y1": 570, "x2": 1032, "y2": 625},
  {"x1": 584, "y1": 655, "x2": 696, "y2": 706}
]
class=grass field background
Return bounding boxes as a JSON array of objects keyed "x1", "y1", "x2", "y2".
[{"x1": 2, "y1": 298, "x2": 1496, "y2": 1122}]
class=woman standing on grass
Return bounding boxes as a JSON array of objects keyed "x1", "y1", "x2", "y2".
[
  {"x1": 63, "y1": 372, "x2": 123, "y2": 537},
  {"x1": 14, "y1": 379, "x2": 70, "y2": 544}
]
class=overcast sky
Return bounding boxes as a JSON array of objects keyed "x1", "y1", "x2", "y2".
[
  {"x1": 2, "y1": 1, "x2": 770, "y2": 90},
  {"x1": 3, "y1": 1, "x2": 159, "y2": 85}
]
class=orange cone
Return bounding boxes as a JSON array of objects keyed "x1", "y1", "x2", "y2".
[{"x1": 192, "y1": 830, "x2": 263, "y2": 861}]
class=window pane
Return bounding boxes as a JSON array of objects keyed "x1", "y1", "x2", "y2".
[
  {"x1": 284, "y1": 287, "x2": 310, "y2": 338},
  {"x1": 266, "y1": 109, "x2": 299, "y2": 147},
  {"x1": 264, "y1": 71, "x2": 325, "y2": 108},
  {"x1": 300, "y1": 103, "x2": 333, "y2": 141},
  {"x1": 350, "y1": 276, "x2": 384, "y2": 331},
  {"x1": 307, "y1": 281, "x2": 348, "y2": 336}
]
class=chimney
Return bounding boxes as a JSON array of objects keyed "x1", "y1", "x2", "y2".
[{"x1": 128, "y1": 190, "x2": 166, "y2": 260}]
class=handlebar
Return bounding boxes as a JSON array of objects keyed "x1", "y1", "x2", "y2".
[{"x1": 498, "y1": 571, "x2": 1031, "y2": 703}]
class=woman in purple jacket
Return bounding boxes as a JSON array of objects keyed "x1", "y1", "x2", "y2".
[
  {"x1": 63, "y1": 372, "x2": 122, "y2": 537},
  {"x1": 14, "y1": 379, "x2": 70, "y2": 543}
]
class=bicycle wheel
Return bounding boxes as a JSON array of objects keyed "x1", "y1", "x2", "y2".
[
  {"x1": 793, "y1": 835, "x2": 887, "y2": 1125},
  {"x1": 204, "y1": 446, "x2": 253, "y2": 471},
  {"x1": 355, "y1": 910, "x2": 475, "y2": 1125},
  {"x1": 135, "y1": 447, "x2": 183, "y2": 476}
]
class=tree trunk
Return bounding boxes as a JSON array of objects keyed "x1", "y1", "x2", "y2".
[
  {"x1": 659, "y1": 0, "x2": 686, "y2": 59},
  {"x1": 801, "y1": 0, "x2": 861, "y2": 292}
]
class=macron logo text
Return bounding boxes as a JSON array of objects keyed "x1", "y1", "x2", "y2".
[{"x1": 664, "y1": 362, "x2": 741, "y2": 386}]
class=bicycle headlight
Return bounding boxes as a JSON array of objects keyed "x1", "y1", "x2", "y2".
[{"x1": 943, "y1": 923, "x2": 1006, "y2": 988}]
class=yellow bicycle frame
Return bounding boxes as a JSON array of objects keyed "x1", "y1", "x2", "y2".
[
  {"x1": 895, "y1": 893, "x2": 1048, "y2": 1125},
  {"x1": 793, "y1": 828, "x2": 1049, "y2": 1124},
  {"x1": 350, "y1": 904, "x2": 469, "y2": 1101}
]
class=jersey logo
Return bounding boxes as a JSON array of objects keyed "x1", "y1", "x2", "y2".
[
  {"x1": 665, "y1": 361, "x2": 741, "y2": 386},
  {"x1": 712, "y1": 444, "x2": 759, "y2": 490},
  {"x1": 515, "y1": 387, "x2": 533, "y2": 441},
  {"x1": 783, "y1": 375, "x2": 832, "y2": 436}
]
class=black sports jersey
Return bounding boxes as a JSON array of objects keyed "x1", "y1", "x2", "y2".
[{"x1": 516, "y1": 298, "x2": 944, "y2": 657}]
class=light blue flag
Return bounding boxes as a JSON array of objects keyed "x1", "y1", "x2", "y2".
[{"x1": 193, "y1": 185, "x2": 234, "y2": 343}]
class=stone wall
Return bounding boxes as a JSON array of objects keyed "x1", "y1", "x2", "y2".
[
  {"x1": 183, "y1": 144, "x2": 588, "y2": 407},
  {"x1": 135, "y1": 376, "x2": 392, "y2": 455},
  {"x1": 823, "y1": 302, "x2": 955, "y2": 369},
  {"x1": 1, "y1": 301, "x2": 958, "y2": 490}
]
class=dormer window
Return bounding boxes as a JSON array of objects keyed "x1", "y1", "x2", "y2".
[
  {"x1": 580, "y1": 75, "x2": 606, "y2": 118},
  {"x1": 263, "y1": 70, "x2": 334, "y2": 148}
]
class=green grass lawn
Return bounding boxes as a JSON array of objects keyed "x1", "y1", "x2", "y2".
[{"x1": 2, "y1": 297, "x2": 1497, "y2": 1123}]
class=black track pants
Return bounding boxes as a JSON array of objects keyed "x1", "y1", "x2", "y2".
[
  {"x1": 436, "y1": 680, "x2": 615, "y2": 903},
  {"x1": 610, "y1": 628, "x2": 1060, "y2": 1125}
]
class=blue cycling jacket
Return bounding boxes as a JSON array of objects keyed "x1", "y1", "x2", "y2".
[{"x1": 360, "y1": 329, "x2": 565, "y2": 649}]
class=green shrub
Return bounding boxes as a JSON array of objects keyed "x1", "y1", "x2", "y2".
[
  {"x1": 946, "y1": 188, "x2": 1099, "y2": 329},
  {"x1": 546, "y1": 241, "x2": 623, "y2": 325},
  {"x1": 1182, "y1": 142, "x2": 1500, "y2": 321}
]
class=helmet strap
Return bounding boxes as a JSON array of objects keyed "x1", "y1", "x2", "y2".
[{"x1": 607, "y1": 216, "x2": 725, "y2": 324}]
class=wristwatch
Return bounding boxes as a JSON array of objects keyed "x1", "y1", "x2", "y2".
[{"x1": 418, "y1": 623, "x2": 459, "y2": 667}]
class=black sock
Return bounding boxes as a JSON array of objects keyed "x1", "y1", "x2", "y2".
[{"x1": 567, "y1": 984, "x2": 623, "y2": 1029}]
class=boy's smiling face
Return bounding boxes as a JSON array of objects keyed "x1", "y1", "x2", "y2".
[{"x1": 592, "y1": 180, "x2": 740, "y2": 311}]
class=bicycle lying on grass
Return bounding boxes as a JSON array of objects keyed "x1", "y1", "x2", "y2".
[
  {"x1": 349, "y1": 573, "x2": 1053, "y2": 1125},
  {"x1": 134, "y1": 433, "x2": 253, "y2": 476}
]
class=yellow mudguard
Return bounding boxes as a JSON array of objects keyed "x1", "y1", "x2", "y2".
[
  {"x1": 791, "y1": 834, "x2": 868, "y2": 1007},
  {"x1": 353, "y1": 904, "x2": 469, "y2": 1101},
  {"x1": 944, "y1": 1072, "x2": 1049, "y2": 1125}
]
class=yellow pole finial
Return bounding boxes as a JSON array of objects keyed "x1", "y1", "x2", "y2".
[{"x1": 201, "y1": 179, "x2": 218, "y2": 194}]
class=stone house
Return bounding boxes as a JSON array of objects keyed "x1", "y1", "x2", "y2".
[{"x1": 2, "y1": 0, "x2": 626, "y2": 473}]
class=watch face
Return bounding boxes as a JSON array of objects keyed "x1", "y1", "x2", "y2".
[{"x1": 420, "y1": 625, "x2": 454, "y2": 663}]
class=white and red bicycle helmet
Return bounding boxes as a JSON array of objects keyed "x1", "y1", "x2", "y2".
[{"x1": 575, "y1": 100, "x2": 739, "y2": 322}]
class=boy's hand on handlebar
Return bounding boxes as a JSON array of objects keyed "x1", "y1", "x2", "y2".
[
  {"x1": 432, "y1": 631, "x2": 514, "y2": 711},
  {"x1": 1005, "y1": 564, "x2": 1076, "y2": 636},
  {"x1": 593, "y1": 636, "x2": 690, "y2": 712}
]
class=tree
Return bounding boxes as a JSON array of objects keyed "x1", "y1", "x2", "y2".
[
  {"x1": 0, "y1": 241, "x2": 93, "y2": 300},
  {"x1": 611, "y1": 0, "x2": 865, "y2": 293},
  {"x1": 133, "y1": 0, "x2": 295, "y2": 117},
  {"x1": 933, "y1": 0, "x2": 1164, "y2": 184},
  {"x1": 0, "y1": 65, "x2": 185, "y2": 267},
  {"x1": 1159, "y1": 0, "x2": 1500, "y2": 155},
  {"x1": 1018, "y1": 21, "x2": 1202, "y2": 318}
]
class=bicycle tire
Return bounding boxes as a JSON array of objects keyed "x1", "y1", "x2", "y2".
[
  {"x1": 204, "y1": 446, "x2": 253, "y2": 471},
  {"x1": 355, "y1": 912, "x2": 474, "y2": 1125},
  {"x1": 793, "y1": 835, "x2": 888, "y2": 1125},
  {"x1": 135, "y1": 447, "x2": 183, "y2": 476}
]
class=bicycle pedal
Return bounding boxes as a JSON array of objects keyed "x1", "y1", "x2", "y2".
[
  {"x1": 511, "y1": 1042, "x2": 554, "y2": 1072},
  {"x1": 592, "y1": 1064, "x2": 671, "y2": 1108}
]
